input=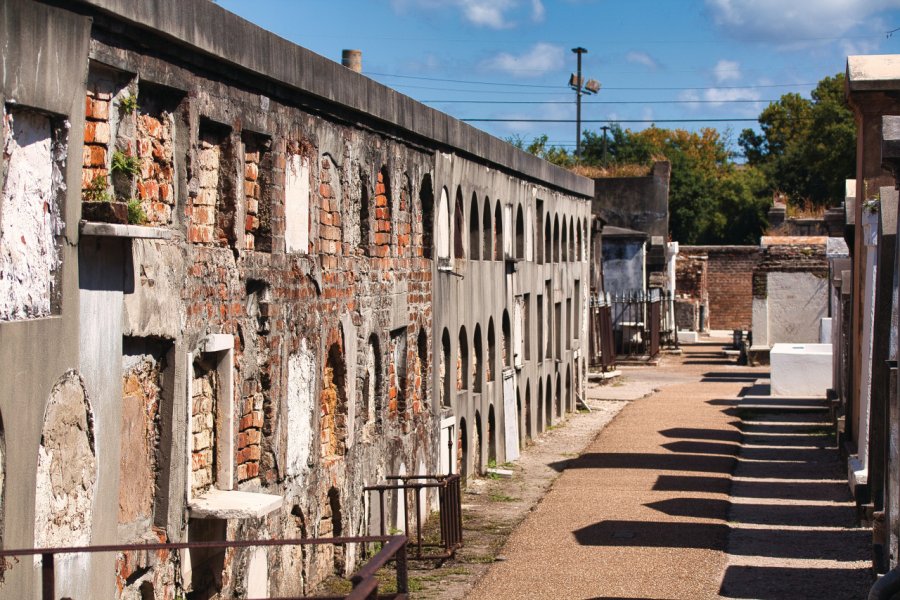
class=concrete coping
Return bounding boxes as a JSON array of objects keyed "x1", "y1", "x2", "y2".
[
  {"x1": 847, "y1": 55, "x2": 900, "y2": 92},
  {"x1": 188, "y1": 489, "x2": 283, "y2": 519},
  {"x1": 80, "y1": 221, "x2": 173, "y2": 239},
  {"x1": 826, "y1": 237, "x2": 850, "y2": 258}
]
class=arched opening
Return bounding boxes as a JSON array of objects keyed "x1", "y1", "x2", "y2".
[
  {"x1": 437, "y1": 187, "x2": 450, "y2": 260},
  {"x1": 494, "y1": 201, "x2": 503, "y2": 261},
  {"x1": 515, "y1": 204, "x2": 525, "y2": 259},
  {"x1": 525, "y1": 382, "x2": 532, "y2": 441},
  {"x1": 469, "y1": 193, "x2": 480, "y2": 261},
  {"x1": 545, "y1": 375, "x2": 553, "y2": 428},
  {"x1": 544, "y1": 218, "x2": 551, "y2": 264},
  {"x1": 363, "y1": 334, "x2": 381, "y2": 430},
  {"x1": 555, "y1": 373, "x2": 562, "y2": 418},
  {"x1": 474, "y1": 411, "x2": 483, "y2": 475},
  {"x1": 502, "y1": 310, "x2": 512, "y2": 369},
  {"x1": 574, "y1": 216, "x2": 581, "y2": 261},
  {"x1": 441, "y1": 329, "x2": 451, "y2": 408},
  {"x1": 454, "y1": 186, "x2": 465, "y2": 259},
  {"x1": 458, "y1": 418, "x2": 468, "y2": 481},
  {"x1": 390, "y1": 330, "x2": 408, "y2": 421},
  {"x1": 377, "y1": 167, "x2": 392, "y2": 251},
  {"x1": 516, "y1": 389, "x2": 523, "y2": 448},
  {"x1": 482, "y1": 199, "x2": 492, "y2": 260},
  {"x1": 553, "y1": 216, "x2": 560, "y2": 263},
  {"x1": 359, "y1": 170, "x2": 371, "y2": 255},
  {"x1": 473, "y1": 324, "x2": 483, "y2": 393},
  {"x1": 582, "y1": 219, "x2": 588, "y2": 263},
  {"x1": 416, "y1": 329, "x2": 428, "y2": 411},
  {"x1": 487, "y1": 405, "x2": 497, "y2": 464},
  {"x1": 526, "y1": 205, "x2": 534, "y2": 262},
  {"x1": 487, "y1": 319, "x2": 496, "y2": 382},
  {"x1": 322, "y1": 343, "x2": 348, "y2": 460},
  {"x1": 537, "y1": 379, "x2": 544, "y2": 433},
  {"x1": 420, "y1": 174, "x2": 434, "y2": 259},
  {"x1": 566, "y1": 364, "x2": 573, "y2": 413},
  {"x1": 561, "y1": 218, "x2": 568, "y2": 262},
  {"x1": 570, "y1": 216, "x2": 577, "y2": 262},
  {"x1": 457, "y1": 327, "x2": 469, "y2": 390},
  {"x1": 327, "y1": 487, "x2": 345, "y2": 575}
]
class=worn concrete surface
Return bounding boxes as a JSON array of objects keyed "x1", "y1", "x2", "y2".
[{"x1": 464, "y1": 341, "x2": 872, "y2": 600}]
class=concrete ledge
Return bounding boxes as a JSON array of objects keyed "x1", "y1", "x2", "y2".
[
  {"x1": 188, "y1": 489, "x2": 282, "y2": 519},
  {"x1": 80, "y1": 221, "x2": 173, "y2": 239},
  {"x1": 587, "y1": 369, "x2": 621, "y2": 382},
  {"x1": 677, "y1": 331, "x2": 699, "y2": 344}
]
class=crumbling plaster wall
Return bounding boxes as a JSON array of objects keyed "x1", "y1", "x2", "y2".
[{"x1": 0, "y1": 2, "x2": 91, "y2": 598}]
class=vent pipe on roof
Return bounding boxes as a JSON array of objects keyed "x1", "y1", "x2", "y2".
[{"x1": 342, "y1": 50, "x2": 362, "y2": 73}]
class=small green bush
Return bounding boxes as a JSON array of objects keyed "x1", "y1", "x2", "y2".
[
  {"x1": 127, "y1": 198, "x2": 147, "y2": 225},
  {"x1": 83, "y1": 175, "x2": 112, "y2": 202},
  {"x1": 111, "y1": 150, "x2": 141, "y2": 177}
]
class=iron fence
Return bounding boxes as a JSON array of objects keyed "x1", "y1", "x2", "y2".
[
  {"x1": 365, "y1": 473, "x2": 463, "y2": 561},
  {"x1": 0, "y1": 535, "x2": 409, "y2": 600}
]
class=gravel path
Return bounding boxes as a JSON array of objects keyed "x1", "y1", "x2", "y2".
[{"x1": 465, "y1": 342, "x2": 873, "y2": 600}]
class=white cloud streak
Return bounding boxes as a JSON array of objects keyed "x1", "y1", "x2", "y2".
[
  {"x1": 481, "y1": 43, "x2": 566, "y2": 77},
  {"x1": 390, "y1": 0, "x2": 546, "y2": 29},
  {"x1": 625, "y1": 51, "x2": 660, "y2": 70},
  {"x1": 713, "y1": 59, "x2": 741, "y2": 83}
]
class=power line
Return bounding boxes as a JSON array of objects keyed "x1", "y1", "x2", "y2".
[
  {"x1": 369, "y1": 71, "x2": 816, "y2": 91},
  {"x1": 462, "y1": 118, "x2": 761, "y2": 123},
  {"x1": 421, "y1": 99, "x2": 777, "y2": 105}
]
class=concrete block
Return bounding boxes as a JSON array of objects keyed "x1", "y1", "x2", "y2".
[
  {"x1": 677, "y1": 330, "x2": 699, "y2": 344},
  {"x1": 770, "y1": 343, "x2": 832, "y2": 397},
  {"x1": 188, "y1": 488, "x2": 282, "y2": 519}
]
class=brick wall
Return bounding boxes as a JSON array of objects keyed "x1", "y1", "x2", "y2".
[{"x1": 680, "y1": 246, "x2": 763, "y2": 330}]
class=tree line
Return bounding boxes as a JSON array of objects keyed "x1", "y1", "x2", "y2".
[{"x1": 510, "y1": 73, "x2": 855, "y2": 245}]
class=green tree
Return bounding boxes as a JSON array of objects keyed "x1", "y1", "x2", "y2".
[{"x1": 739, "y1": 73, "x2": 855, "y2": 207}]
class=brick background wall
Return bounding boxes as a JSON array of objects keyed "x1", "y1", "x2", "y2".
[{"x1": 680, "y1": 246, "x2": 763, "y2": 331}]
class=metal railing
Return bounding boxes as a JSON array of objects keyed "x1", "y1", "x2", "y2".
[
  {"x1": 365, "y1": 473, "x2": 463, "y2": 561},
  {"x1": 0, "y1": 535, "x2": 409, "y2": 600}
]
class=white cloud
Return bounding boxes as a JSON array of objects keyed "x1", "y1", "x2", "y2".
[
  {"x1": 625, "y1": 51, "x2": 659, "y2": 70},
  {"x1": 713, "y1": 59, "x2": 741, "y2": 83},
  {"x1": 705, "y1": 0, "x2": 900, "y2": 41},
  {"x1": 481, "y1": 43, "x2": 566, "y2": 77},
  {"x1": 390, "y1": 0, "x2": 544, "y2": 29},
  {"x1": 703, "y1": 87, "x2": 761, "y2": 105}
]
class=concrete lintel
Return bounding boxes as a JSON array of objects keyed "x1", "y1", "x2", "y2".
[
  {"x1": 188, "y1": 489, "x2": 282, "y2": 519},
  {"x1": 80, "y1": 221, "x2": 173, "y2": 239},
  {"x1": 202, "y1": 334, "x2": 234, "y2": 353},
  {"x1": 881, "y1": 116, "x2": 900, "y2": 176}
]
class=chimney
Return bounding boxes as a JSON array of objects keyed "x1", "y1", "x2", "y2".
[{"x1": 342, "y1": 50, "x2": 362, "y2": 73}]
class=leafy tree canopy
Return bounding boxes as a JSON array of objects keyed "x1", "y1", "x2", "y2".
[{"x1": 507, "y1": 72, "x2": 854, "y2": 244}]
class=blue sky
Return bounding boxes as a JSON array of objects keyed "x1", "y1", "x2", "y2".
[{"x1": 217, "y1": 0, "x2": 900, "y2": 155}]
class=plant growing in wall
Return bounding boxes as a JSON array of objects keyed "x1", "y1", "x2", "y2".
[
  {"x1": 127, "y1": 198, "x2": 147, "y2": 225},
  {"x1": 111, "y1": 150, "x2": 141, "y2": 177},
  {"x1": 82, "y1": 175, "x2": 112, "y2": 203},
  {"x1": 120, "y1": 95, "x2": 139, "y2": 115}
]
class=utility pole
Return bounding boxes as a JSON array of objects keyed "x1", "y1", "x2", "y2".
[
  {"x1": 572, "y1": 47, "x2": 587, "y2": 157},
  {"x1": 568, "y1": 49, "x2": 599, "y2": 159},
  {"x1": 601, "y1": 125, "x2": 610, "y2": 164}
]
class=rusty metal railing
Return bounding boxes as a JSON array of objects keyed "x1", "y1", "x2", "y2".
[
  {"x1": 0, "y1": 535, "x2": 408, "y2": 600},
  {"x1": 365, "y1": 473, "x2": 463, "y2": 561},
  {"x1": 607, "y1": 289, "x2": 665, "y2": 358}
]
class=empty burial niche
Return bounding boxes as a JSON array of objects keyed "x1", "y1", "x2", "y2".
[
  {"x1": 469, "y1": 193, "x2": 480, "y2": 260},
  {"x1": 188, "y1": 335, "x2": 235, "y2": 499},
  {"x1": 415, "y1": 329, "x2": 428, "y2": 411},
  {"x1": 187, "y1": 518, "x2": 227, "y2": 599},
  {"x1": 35, "y1": 371, "x2": 96, "y2": 549},
  {"x1": 362, "y1": 334, "x2": 382, "y2": 432},
  {"x1": 120, "y1": 338, "x2": 172, "y2": 534},
  {"x1": 458, "y1": 418, "x2": 468, "y2": 479},
  {"x1": 453, "y1": 187, "x2": 465, "y2": 260},
  {"x1": 389, "y1": 329, "x2": 408, "y2": 419},
  {"x1": 486, "y1": 319, "x2": 496, "y2": 383},
  {"x1": 320, "y1": 343, "x2": 348, "y2": 461},
  {"x1": 419, "y1": 174, "x2": 434, "y2": 259},
  {"x1": 1, "y1": 106, "x2": 66, "y2": 322},
  {"x1": 191, "y1": 120, "x2": 236, "y2": 246},
  {"x1": 242, "y1": 131, "x2": 273, "y2": 251},
  {"x1": 441, "y1": 329, "x2": 452, "y2": 408},
  {"x1": 133, "y1": 81, "x2": 183, "y2": 226},
  {"x1": 358, "y1": 169, "x2": 371, "y2": 254}
]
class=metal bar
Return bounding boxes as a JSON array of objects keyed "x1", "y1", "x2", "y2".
[
  {"x1": 379, "y1": 489, "x2": 386, "y2": 537},
  {"x1": 0, "y1": 536, "x2": 399, "y2": 558},
  {"x1": 414, "y1": 484, "x2": 423, "y2": 559},
  {"x1": 395, "y1": 538, "x2": 409, "y2": 594}
]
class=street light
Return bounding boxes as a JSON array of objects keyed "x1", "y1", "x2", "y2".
[{"x1": 569, "y1": 47, "x2": 600, "y2": 158}]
